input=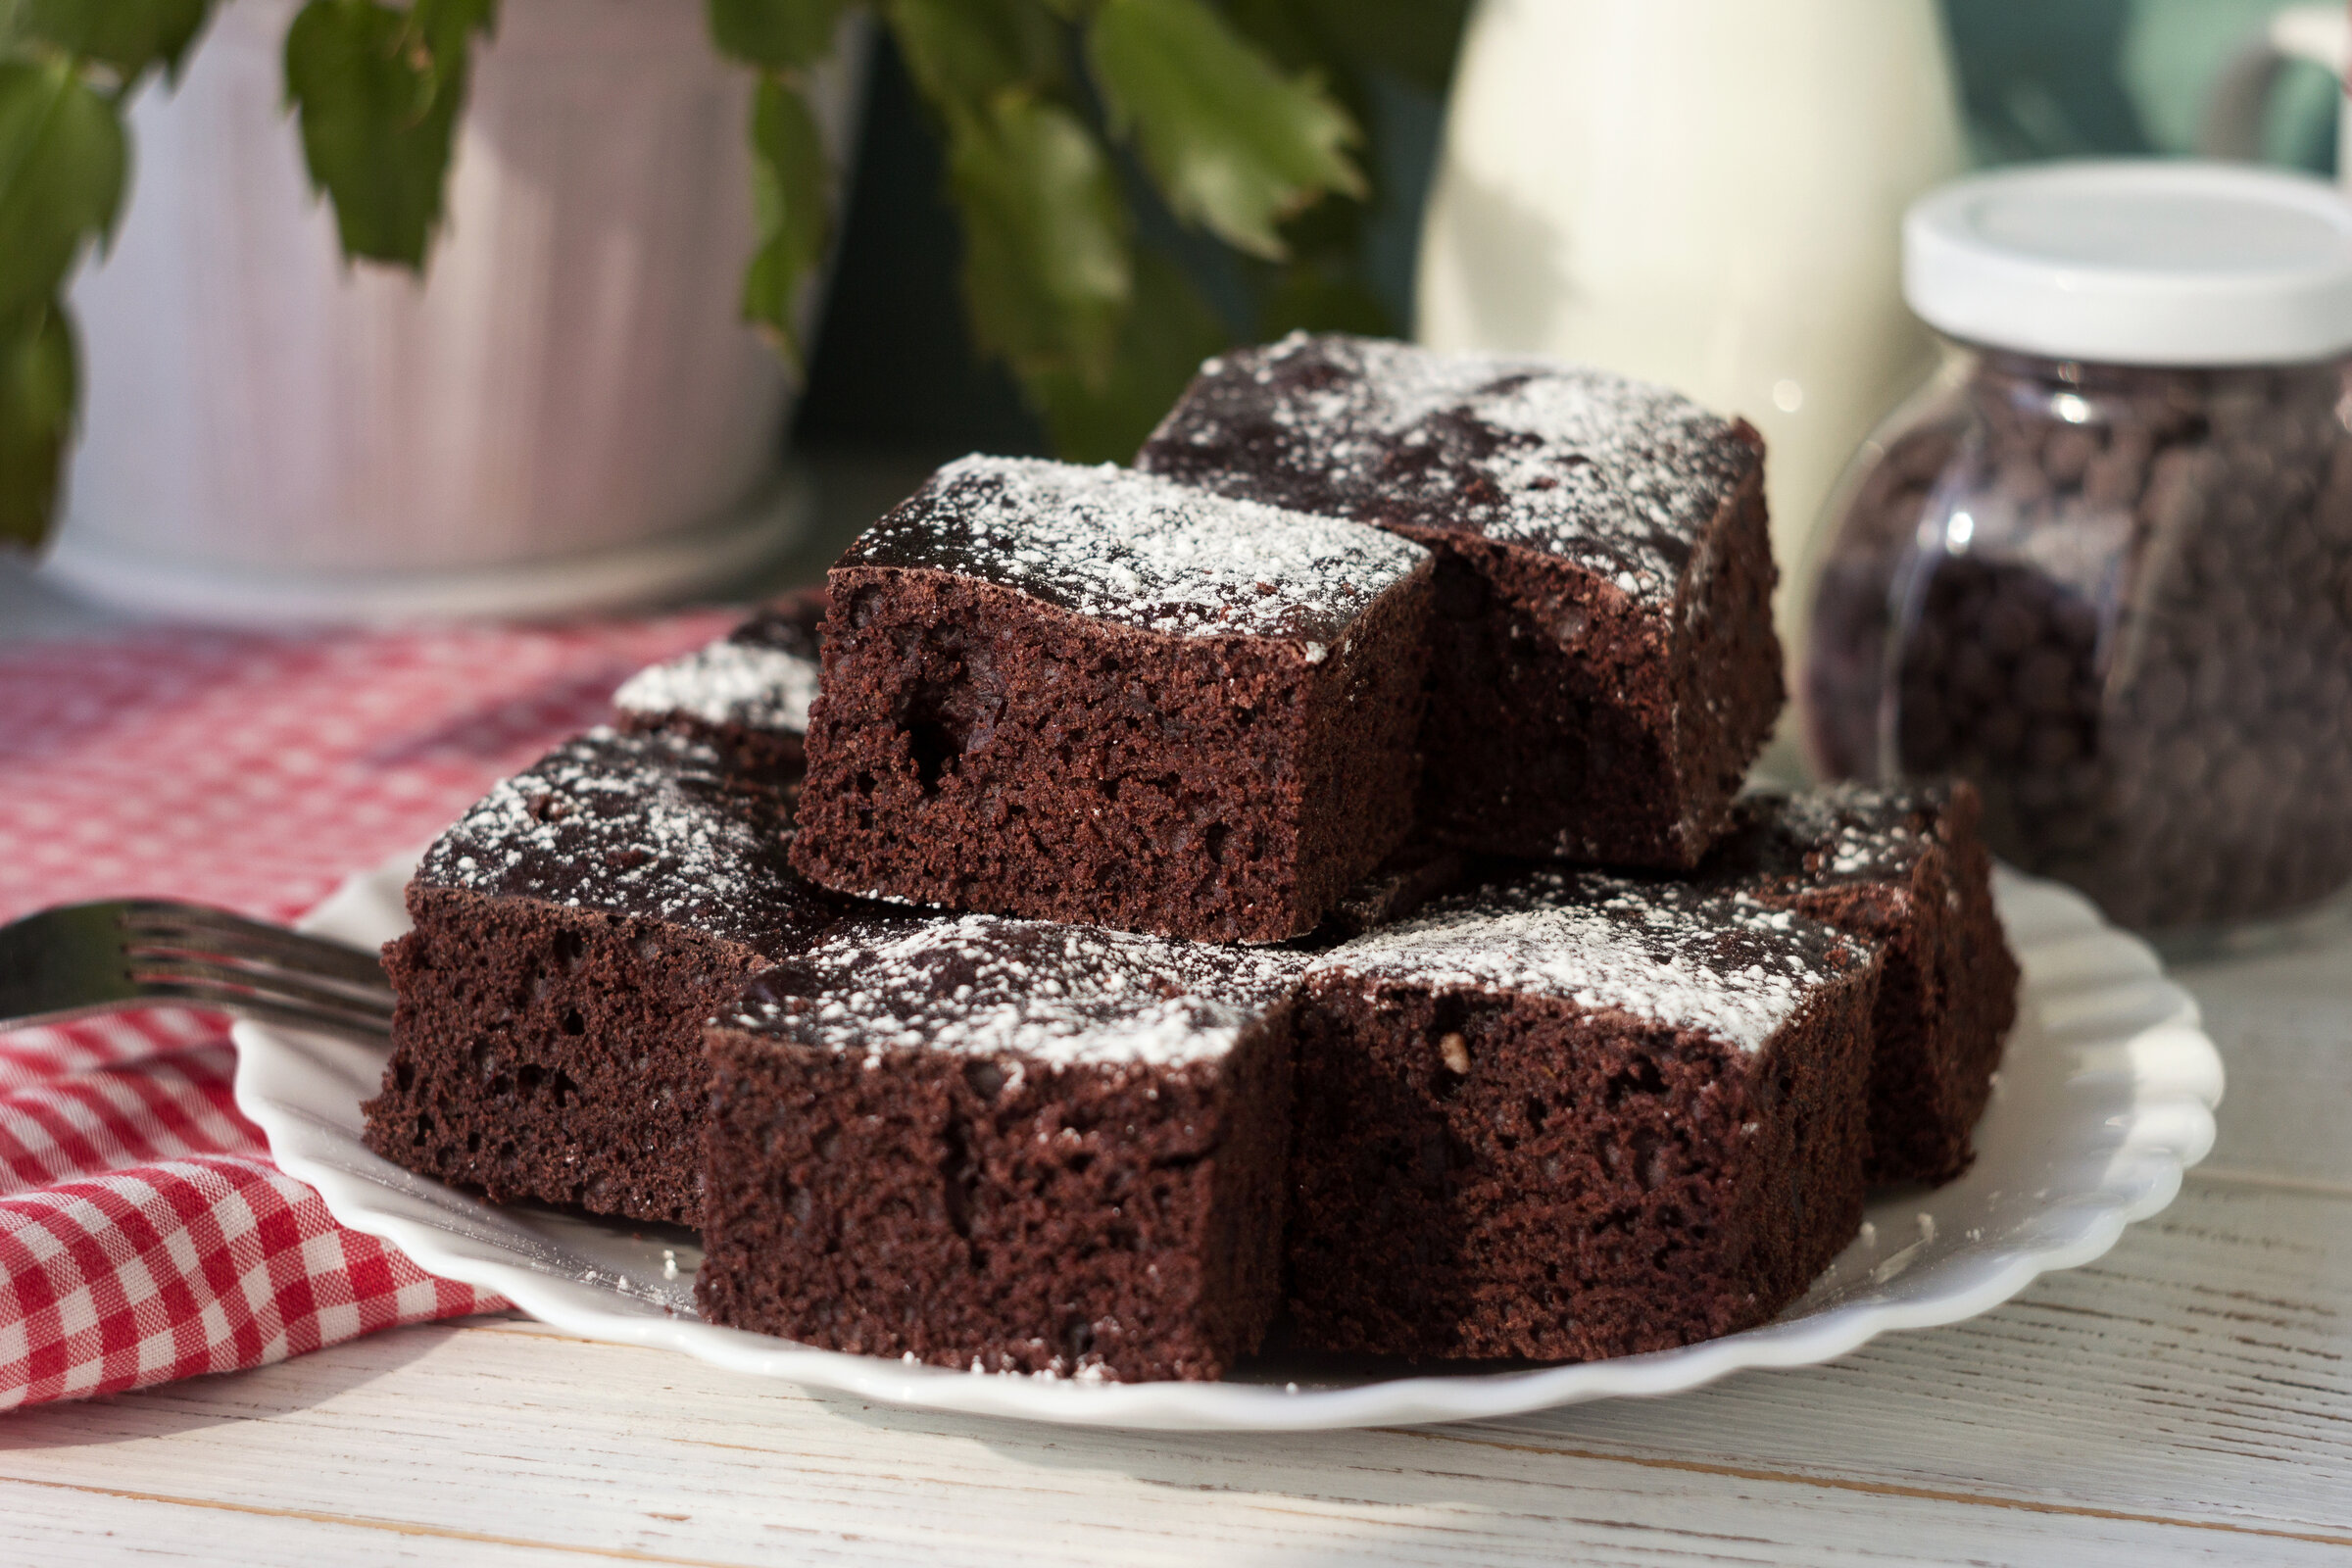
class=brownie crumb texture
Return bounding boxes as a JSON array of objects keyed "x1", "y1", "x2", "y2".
[
  {"x1": 1141, "y1": 332, "x2": 1759, "y2": 598},
  {"x1": 363, "y1": 728, "x2": 834, "y2": 1225},
  {"x1": 1286, "y1": 868, "x2": 1877, "y2": 1362},
  {"x1": 361, "y1": 331, "x2": 2035, "y2": 1387},
  {"x1": 1138, "y1": 331, "x2": 1782, "y2": 870},
  {"x1": 696, "y1": 913, "x2": 1304, "y2": 1381},
  {"x1": 834, "y1": 456, "x2": 1431, "y2": 643},
  {"x1": 614, "y1": 636, "x2": 818, "y2": 735},
  {"x1": 1709, "y1": 781, "x2": 2018, "y2": 1184},
  {"x1": 614, "y1": 587, "x2": 827, "y2": 787},
  {"x1": 790, "y1": 457, "x2": 1434, "y2": 944}
]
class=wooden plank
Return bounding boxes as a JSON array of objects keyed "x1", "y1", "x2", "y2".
[
  {"x1": 3, "y1": 1364, "x2": 2344, "y2": 1568},
  {"x1": 2175, "y1": 927, "x2": 2352, "y2": 1188},
  {"x1": 0, "y1": 1177, "x2": 2341, "y2": 1567},
  {"x1": 1486, "y1": 1175, "x2": 2352, "y2": 1534},
  {"x1": 0, "y1": 1480, "x2": 645, "y2": 1567}
]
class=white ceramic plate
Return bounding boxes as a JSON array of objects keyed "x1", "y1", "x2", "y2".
[{"x1": 232, "y1": 853, "x2": 2222, "y2": 1432}]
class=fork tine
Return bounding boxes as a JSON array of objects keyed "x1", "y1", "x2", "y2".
[
  {"x1": 123, "y1": 941, "x2": 394, "y2": 1008},
  {"x1": 1, "y1": 900, "x2": 397, "y2": 1039},
  {"x1": 121, "y1": 901, "x2": 389, "y2": 988},
  {"x1": 135, "y1": 982, "x2": 394, "y2": 1038},
  {"x1": 129, "y1": 955, "x2": 395, "y2": 1022}
]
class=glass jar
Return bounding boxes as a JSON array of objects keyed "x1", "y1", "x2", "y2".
[{"x1": 1802, "y1": 162, "x2": 2352, "y2": 936}]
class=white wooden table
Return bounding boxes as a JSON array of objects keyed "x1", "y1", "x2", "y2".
[
  {"x1": 6, "y1": 558, "x2": 2347, "y2": 1566},
  {"x1": 0, "y1": 921, "x2": 2342, "y2": 1567}
]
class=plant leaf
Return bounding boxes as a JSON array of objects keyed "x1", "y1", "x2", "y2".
[
  {"x1": 0, "y1": 301, "x2": 75, "y2": 551},
  {"x1": 22, "y1": 0, "x2": 220, "y2": 84},
  {"x1": 1020, "y1": 246, "x2": 1224, "y2": 462},
  {"x1": 945, "y1": 89, "x2": 1129, "y2": 384},
  {"x1": 283, "y1": 0, "x2": 490, "y2": 269},
  {"x1": 707, "y1": 0, "x2": 853, "y2": 72},
  {"x1": 0, "y1": 58, "x2": 127, "y2": 324},
  {"x1": 883, "y1": 0, "x2": 1058, "y2": 113},
  {"x1": 1084, "y1": 0, "x2": 1361, "y2": 260},
  {"x1": 740, "y1": 73, "x2": 831, "y2": 368},
  {"x1": 412, "y1": 0, "x2": 496, "y2": 61}
]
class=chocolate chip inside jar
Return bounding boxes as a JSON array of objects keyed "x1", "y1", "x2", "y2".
[{"x1": 1804, "y1": 351, "x2": 2352, "y2": 933}]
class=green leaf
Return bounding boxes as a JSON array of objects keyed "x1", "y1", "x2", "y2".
[
  {"x1": 1021, "y1": 247, "x2": 1224, "y2": 462},
  {"x1": 22, "y1": 0, "x2": 220, "y2": 84},
  {"x1": 0, "y1": 302, "x2": 75, "y2": 551},
  {"x1": 0, "y1": 58, "x2": 127, "y2": 324},
  {"x1": 945, "y1": 90, "x2": 1129, "y2": 384},
  {"x1": 707, "y1": 0, "x2": 853, "y2": 72},
  {"x1": 412, "y1": 0, "x2": 496, "y2": 60},
  {"x1": 1084, "y1": 0, "x2": 1361, "y2": 260},
  {"x1": 283, "y1": 0, "x2": 492, "y2": 269},
  {"x1": 883, "y1": 0, "x2": 1058, "y2": 113},
  {"x1": 740, "y1": 73, "x2": 831, "y2": 367}
]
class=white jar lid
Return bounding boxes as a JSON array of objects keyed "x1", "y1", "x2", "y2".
[{"x1": 1904, "y1": 160, "x2": 2352, "y2": 366}]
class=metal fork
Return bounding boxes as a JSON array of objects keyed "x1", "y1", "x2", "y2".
[{"x1": 0, "y1": 900, "x2": 394, "y2": 1037}]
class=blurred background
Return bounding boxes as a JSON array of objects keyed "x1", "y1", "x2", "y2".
[
  {"x1": 807, "y1": 0, "x2": 2344, "y2": 461},
  {"x1": 3, "y1": 0, "x2": 2346, "y2": 633}
]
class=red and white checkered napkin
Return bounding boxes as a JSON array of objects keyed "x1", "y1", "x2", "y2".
[{"x1": 0, "y1": 611, "x2": 735, "y2": 1410}]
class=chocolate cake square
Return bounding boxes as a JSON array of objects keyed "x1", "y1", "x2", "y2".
[
  {"x1": 1286, "y1": 869, "x2": 1877, "y2": 1362},
  {"x1": 364, "y1": 727, "x2": 840, "y2": 1225},
  {"x1": 697, "y1": 913, "x2": 1305, "y2": 1382},
  {"x1": 613, "y1": 586, "x2": 826, "y2": 787},
  {"x1": 1703, "y1": 780, "x2": 2018, "y2": 1186},
  {"x1": 1139, "y1": 332, "x2": 1782, "y2": 869},
  {"x1": 789, "y1": 457, "x2": 1435, "y2": 944}
]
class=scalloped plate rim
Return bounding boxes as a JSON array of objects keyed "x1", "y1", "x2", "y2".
[{"x1": 231, "y1": 853, "x2": 2222, "y2": 1432}]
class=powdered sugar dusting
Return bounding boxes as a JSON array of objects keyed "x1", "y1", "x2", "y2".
[
  {"x1": 1139, "y1": 332, "x2": 1757, "y2": 609},
  {"x1": 417, "y1": 727, "x2": 828, "y2": 953},
  {"x1": 1770, "y1": 783, "x2": 1936, "y2": 880},
  {"x1": 732, "y1": 911, "x2": 1306, "y2": 1068},
  {"x1": 843, "y1": 456, "x2": 1428, "y2": 643},
  {"x1": 1718, "y1": 783, "x2": 1945, "y2": 888},
  {"x1": 1309, "y1": 868, "x2": 1859, "y2": 1054},
  {"x1": 613, "y1": 640, "x2": 818, "y2": 732}
]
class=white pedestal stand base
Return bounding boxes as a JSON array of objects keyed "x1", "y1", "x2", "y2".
[{"x1": 39, "y1": 472, "x2": 811, "y2": 626}]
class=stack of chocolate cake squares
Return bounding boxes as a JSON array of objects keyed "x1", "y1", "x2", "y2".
[{"x1": 365, "y1": 334, "x2": 2018, "y2": 1383}]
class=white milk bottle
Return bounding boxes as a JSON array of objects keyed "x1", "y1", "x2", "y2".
[{"x1": 1416, "y1": 0, "x2": 1965, "y2": 640}]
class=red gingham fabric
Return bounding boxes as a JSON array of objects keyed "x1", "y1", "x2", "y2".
[{"x1": 0, "y1": 612, "x2": 736, "y2": 1410}]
